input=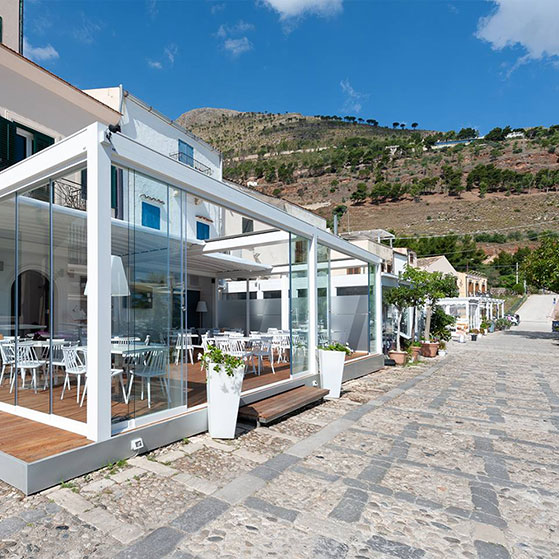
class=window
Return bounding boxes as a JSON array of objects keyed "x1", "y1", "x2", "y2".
[
  {"x1": 178, "y1": 139, "x2": 194, "y2": 166},
  {"x1": 263, "y1": 290, "x2": 281, "y2": 299},
  {"x1": 242, "y1": 217, "x2": 254, "y2": 234},
  {"x1": 337, "y1": 286, "x2": 368, "y2": 296},
  {"x1": 142, "y1": 202, "x2": 161, "y2": 230},
  {"x1": 0, "y1": 16, "x2": 3, "y2": 43},
  {"x1": 15, "y1": 129, "x2": 33, "y2": 162},
  {"x1": 196, "y1": 221, "x2": 210, "y2": 240}
]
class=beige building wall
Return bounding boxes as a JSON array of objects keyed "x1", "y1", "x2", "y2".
[{"x1": 0, "y1": 0, "x2": 22, "y2": 53}]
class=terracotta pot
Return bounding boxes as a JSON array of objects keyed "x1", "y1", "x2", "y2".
[
  {"x1": 420, "y1": 341, "x2": 439, "y2": 358},
  {"x1": 388, "y1": 350, "x2": 408, "y2": 365},
  {"x1": 411, "y1": 346, "x2": 422, "y2": 362}
]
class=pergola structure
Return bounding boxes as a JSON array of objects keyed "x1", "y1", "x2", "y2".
[
  {"x1": 0, "y1": 123, "x2": 384, "y2": 493},
  {"x1": 439, "y1": 296, "x2": 505, "y2": 331}
]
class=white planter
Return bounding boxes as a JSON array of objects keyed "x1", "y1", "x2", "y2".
[
  {"x1": 318, "y1": 349, "x2": 346, "y2": 399},
  {"x1": 438, "y1": 350, "x2": 447, "y2": 357},
  {"x1": 206, "y1": 363, "x2": 244, "y2": 439}
]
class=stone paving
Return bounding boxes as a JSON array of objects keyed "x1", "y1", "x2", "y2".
[{"x1": 0, "y1": 323, "x2": 558, "y2": 558}]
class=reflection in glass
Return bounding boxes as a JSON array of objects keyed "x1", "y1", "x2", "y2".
[
  {"x1": 317, "y1": 244, "x2": 330, "y2": 346},
  {"x1": 290, "y1": 234, "x2": 309, "y2": 375}
]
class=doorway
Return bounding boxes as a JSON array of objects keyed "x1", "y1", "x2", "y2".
[{"x1": 11, "y1": 270, "x2": 50, "y2": 335}]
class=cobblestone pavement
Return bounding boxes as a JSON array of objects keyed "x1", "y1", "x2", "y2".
[{"x1": 1, "y1": 321, "x2": 558, "y2": 558}]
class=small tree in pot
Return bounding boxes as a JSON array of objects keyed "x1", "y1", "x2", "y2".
[
  {"x1": 385, "y1": 286, "x2": 416, "y2": 365},
  {"x1": 318, "y1": 342, "x2": 351, "y2": 398},
  {"x1": 201, "y1": 345, "x2": 245, "y2": 439},
  {"x1": 409, "y1": 269, "x2": 457, "y2": 357}
]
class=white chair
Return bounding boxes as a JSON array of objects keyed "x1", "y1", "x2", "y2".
[
  {"x1": 227, "y1": 337, "x2": 256, "y2": 375},
  {"x1": 133, "y1": 347, "x2": 169, "y2": 409},
  {"x1": 0, "y1": 342, "x2": 16, "y2": 387},
  {"x1": 252, "y1": 338, "x2": 275, "y2": 375},
  {"x1": 61, "y1": 346, "x2": 87, "y2": 402},
  {"x1": 12, "y1": 344, "x2": 46, "y2": 393},
  {"x1": 80, "y1": 367, "x2": 129, "y2": 407}
]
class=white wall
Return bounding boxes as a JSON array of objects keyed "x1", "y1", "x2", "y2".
[
  {"x1": 0, "y1": 0, "x2": 21, "y2": 52},
  {"x1": 121, "y1": 96, "x2": 222, "y2": 180}
]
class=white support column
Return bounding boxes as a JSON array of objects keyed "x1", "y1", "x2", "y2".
[
  {"x1": 465, "y1": 300, "x2": 470, "y2": 330},
  {"x1": 308, "y1": 235, "x2": 318, "y2": 375},
  {"x1": 86, "y1": 123, "x2": 112, "y2": 442},
  {"x1": 375, "y1": 264, "x2": 383, "y2": 354},
  {"x1": 245, "y1": 279, "x2": 250, "y2": 335},
  {"x1": 280, "y1": 274, "x2": 289, "y2": 331}
]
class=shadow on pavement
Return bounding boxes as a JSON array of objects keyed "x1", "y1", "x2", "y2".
[{"x1": 503, "y1": 329, "x2": 559, "y2": 342}]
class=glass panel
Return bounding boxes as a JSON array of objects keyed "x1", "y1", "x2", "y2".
[
  {"x1": 0, "y1": 195, "x2": 16, "y2": 406},
  {"x1": 369, "y1": 264, "x2": 377, "y2": 353},
  {"x1": 16, "y1": 183, "x2": 52, "y2": 413},
  {"x1": 317, "y1": 244, "x2": 330, "y2": 346},
  {"x1": 52, "y1": 171, "x2": 88, "y2": 421},
  {"x1": 290, "y1": 234, "x2": 309, "y2": 375},
  {"x1": 330, "y1": 250, "x2": 369, "y2": 356},
  {"x1": 111, "y1": 169, "x2": 184, "y2": 424}
]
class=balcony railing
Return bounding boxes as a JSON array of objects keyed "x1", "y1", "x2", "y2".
[{"x1": 169, "y1": 153, "x2": 213, "y2": 176}]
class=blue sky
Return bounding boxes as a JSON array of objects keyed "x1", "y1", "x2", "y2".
[{"x1": 22, "y1": 0, "x2": 559, "y2": 133}]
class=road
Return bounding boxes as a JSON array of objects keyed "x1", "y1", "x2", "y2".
[
  {"x1": 0, "y1": 296, "x2": 557, "y2": 558},
  {"x1": 516, "y1": 294, "x2": 557, "y2": 331}
]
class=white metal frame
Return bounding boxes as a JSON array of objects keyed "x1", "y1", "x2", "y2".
[{"x1": 0, "y1": 122, "x2": 383, "y2": 443}]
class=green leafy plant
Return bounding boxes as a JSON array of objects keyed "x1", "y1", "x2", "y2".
[
  {"x1": 201, "y1": 345, "x2": 244, "y2": 377},
  {"x1": 430, "y1": 305, "x2": 456, "y2": 342},
  {"x1": 319, "y1": 342, "x2": 351, "y2": 355}
]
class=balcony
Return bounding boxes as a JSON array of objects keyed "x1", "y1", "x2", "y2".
[{"x1": 169, "y1": 152, "x2": 213, "y2": 176}]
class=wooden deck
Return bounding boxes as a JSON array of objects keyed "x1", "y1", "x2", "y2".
[
  {"x1": 0, "y1": 356, "x2": 290, "y2": 424},
  {"x1": 238, "y1": 385, "x2": 330, "y2": 425},
  {"x1": 0, "y1": 411, "x2": 91, "y2": 463}
]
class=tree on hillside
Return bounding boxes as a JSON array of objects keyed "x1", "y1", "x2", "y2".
[
  {"x1": 400, "y1": 123, "x2": 406, "y2": 130},
  {"x1": 350, "y1": 182, "x2": 368, "y2": 204},
  {"x1": 457, "y1": 127, "x2": 479, "y2": 139},
  {"x1": 357, "y1": 117, "x2": 364, "y2": 124},
  {"x1": 440, "y1": 165, "x2": 464, "y2": 196},
  {"x1": 411, "y1": 122, "x2": 418, "y2": 129},
  {"x1": 392, "y1": 122, "x2": 399, "y2": 129},
  {"x1": 524, "y1": 238, "x2": 559, "y2": 293}
]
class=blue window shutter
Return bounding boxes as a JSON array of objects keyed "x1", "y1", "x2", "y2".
[
  {"x1": 196, "y1": 221, "x2": 210, "y2": 240},
  {"x1": 178, "y1": 139, "x2": 194, "y2": 166},
  {"x1": 142, "y1": 202, "x2": 161, "y2": 230}
]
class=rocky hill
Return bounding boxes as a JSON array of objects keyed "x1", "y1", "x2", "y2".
[{"x1": 176, "y1": 109, "x2": 559, "y2": 246}]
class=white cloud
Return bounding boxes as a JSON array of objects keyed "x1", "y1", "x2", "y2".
[
  {"x1": 340, "y1": 79, "x2": 368, "y2": 114},
  {"x1": 165, "y1": 44, "x2": 178, "y2": 64},
  {"x1": 224, "y1": 37, "x2": 253, "y2": 57},
  {"x1": 217, "y1": 20, "x2": 254, "y2": 38},
  {"x1": 210, "y1": 2, "x2": 226, "y2": 15},
  {"x1": 147, "y1": 59, "x2": 163, "y2": 70},
  {"x1": 215, "y1": 20, "x2": 254, "y2": 57},
  {"x1": 262, "y1": 0, "x2": 343, "y2": 19},
  {"x1": 476, "y1": 0, "x2": 559, "y2": 65},
  {"x1": 72, "y1": 14, "x2": 102, "y2": 45},
  {"x1": 146, "y1": 0, "x2": 158, "y2": 19},
  {"x1": 23, "y1": 38, "x2": 59, "y2": 62}
]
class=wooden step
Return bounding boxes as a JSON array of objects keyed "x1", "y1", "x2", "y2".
[{"x1": 238, "y1": 385, "x2": 330, "y2": 426}]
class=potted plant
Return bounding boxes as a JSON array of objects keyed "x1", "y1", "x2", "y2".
[
  {"x1": 201, "y1": 345, "x2": 245, "y2": 439},
  {"x1": 480, "y1": 320, "x2": 490, "y2": 335},
  {"x1": 318, "y1": 342, "x2": 351, "y2": 399},
  {"x1": 470, "y1": 328, "x2": 479, "y2": 341},
  {"x1": 408, "y1": 269, "x2": 457, "y2": 357},
  {"x1": 410, "y1": 341, "x2": 422, "y2": 362},
  {"x1": 385, "y1": 285, "x2": 416, "y2": 366},
  {"x1": 438, "y1": 340, "x2": 447, "y2": 357}
]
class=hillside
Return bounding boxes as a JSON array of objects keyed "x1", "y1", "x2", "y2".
[{"x1": 177, "y1": 109, "x2": 559, "y2": 245}]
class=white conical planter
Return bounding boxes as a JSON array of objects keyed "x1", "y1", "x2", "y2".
[
  {"x1": 206, "y1": 363, "x2": 244, "y2": 439},
  {"x1": 318, "y1": 349, "x2": 346, "y2": 399}
]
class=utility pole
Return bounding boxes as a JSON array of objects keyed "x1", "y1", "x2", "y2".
[{"x1": 515, "y1": 262, "x2": 519, "y2": 284}]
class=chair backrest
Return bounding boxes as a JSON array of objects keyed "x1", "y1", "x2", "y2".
[
  {"x1": 140, "y1": 347, "x2": 168, "y2": 374},
  {"x1": 228, "y1": 338, "x2": 247, "y2": 353},
  {"x1": 0, "y1": 342, "x2": 15, "y2": 363},
  {"x1": 62, "y1": 346, "x2": 86, "y2": 373},
  {"x1": 200, "y1": 333, "x2": 209, "y2": 352},
  {"x1": 214, "y1": 338, "x2": 231, "y2": 352},
  {"x1": 16, "y1": 344, "x2": 39, "y2": 364}
]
